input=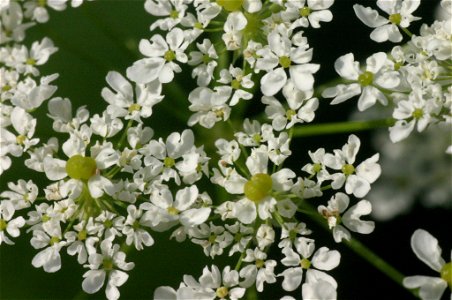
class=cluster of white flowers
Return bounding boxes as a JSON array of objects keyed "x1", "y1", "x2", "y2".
[
  {"x1": 324, "y1": 0, "x2": 451, "y2": 149},
  {"x1": 1, "y1": 0, "x2": 451, "y2": 299}
]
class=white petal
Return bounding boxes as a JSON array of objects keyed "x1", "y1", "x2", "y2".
[
  {"x1": 370, "y1": 24, "x2": 402, "y2": 43},
  {"x1": 280, "y1": 268, "x2": 303, "y2": 291},
  {"x1": 302, "y1": 279, "x2": 337, "y2": 300},
  {"x1": 260, "y1": 68, "x2": 287, "y2": 96},
  {"x1": 334, "y1": 53, "x2": 359, "y2": 80},
  {"x1": 154, "y1": 286, "x2": 177, "y2": 300},
  {"x1": 311, "y1": 247, "x2": 340, "y2": 271},
  {"x1": 411, "y1": 229, "x2": 445, "y2": 272},
  {"x1": 43, "y1": 157, "x2": 67, "y2": 181},
  {"x1": 389, "y1": 120, "x2": 415, "y2": 143},
  {"x1": 126, "y1": 58, "x2": 164, "y2": 84},
  {"x1": 82, "y1": 270, "x2": 106, "y2": 294},
  {"x1": 353, "y1": 4, "x2": 389, "y2": 28},
  {"x1": 345, "y1": 175, "x2": 371, "y2": 198},
  {"x1": 403, "y1": 276, "x2": 447, "y2": 300},
  {"x1": 180, "y1": 208, "x2": 211, "y2": 227},
  {"x1": 233, "y1": 199, "x2": 256, "y2": 224},
  {"x1": 342, "y1": 200, "x2": 375, "y2": 234}
]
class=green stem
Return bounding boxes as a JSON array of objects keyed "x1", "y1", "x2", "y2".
[
  {"x1": 292, "y1": 118, "x2": 395, "y2": 137},
  {"x1": 401, "y1": 27, "x2": 413, "y2": 38},
  {"x1": 343, "y1": 237, "x2": 418, "y2": 298}
]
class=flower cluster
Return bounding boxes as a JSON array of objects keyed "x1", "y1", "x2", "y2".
[
  {"x1": 0, "y1": 0, "x2": 451, "y2": 299},
  {"x1": 323, "y1": 0, "x2": 451, "y2": 149}
]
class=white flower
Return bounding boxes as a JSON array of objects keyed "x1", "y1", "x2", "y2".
[
  {"x1": 30, "y1": 227, "x2": 66, "y2": 273},
  {"x1": 281, "y1": 0, "x2": 335, "y2": 29},
  {"x1": 301, "y1": 148, "x2": 330, "y2": 183},
  {"x1": 262, "y1": 83, "x2": 318, "y2": 131},
  {"x1": 0, "y1": 200, "x2": 25, "y2": 245},
  {"x1": 217, "y1": 66, "x2": 254, "y2": 106},
  {"x1": 222, "y1": 12, "x2": 247, "y2": 51},
  {"x1": 324, "y1": 134, "x2": 381, "y2": 198},
  {"x1": 188, "y1": 38, "x2": 218, "y2": 87},
  {"x1": 101, "y1": 71, "x2": 163, "y2": 122},
  {"x1": 142, "y1": 185, "x2": 210, "y2": 231},
  {"x1": 318, "y1": 192, "x2": 375, "y2": 242},
  {"x1": 47, "y1": 97, "x2": 89, "y2": 133},
  {"x1": 187, "y1": 86, "x2": 231, "y2": 128},
  {"x1": 354, "y1": 1, "x2": 421, "y2": 43},
  {"x1": 256, "y1": 224, "x2": 275, "y2": 250},
  {"x1": 189, "y1": 222, "x2": 233, "y2": 258},
  {"x1": 0, "y1": 2, "x2": 35, "y2": 44},
  {"x1": 389, "y1": 90, "x2": 440, "y2": 142},
  {"x1": 43, "y1": 141, "x2": 118, "y2": 199},
  {"x1": 182, "y1": 265, "x2": 246, "y2": 300},
  {"x1": 403, "y1": 229, "x2": 451, "y2": 300},
  {"x1": 224, "y1": 149, "x2": 296, "y2": 224},
  {"x1": 139, "y1": 129, "x2": 196, "y2": 185},
  {"x1": 24, "y1": 0, "x2": 67, "y2": 23},
  {"x1": 146, "y1": 0, "x2": 188, "y2": 31},
  {"x1": 127, "y1": 28, "x2": 188, "y2": 84},
  {"x1": 323, "y1": 52, "x2": 399, "y2": 111},
  {"x1": 239, "y1": 248, "x2": 277, "y2": 292},
  {"x1": 278, "y1": 222, "x2": 312, "y2": 249},
  {"x1": 257, "y1": 31, "x2": 319, "y2": 96},
  {"x1": 82, "y1": 239, "x2": 135, "y2": 300},
  {"x1": 64, "y1": 219, "x2": 98, "y2": 264},
  {"x1": 0, "y1": 179, "x2": 38, "y2": 210},
  {"x1": 278, "y1": 237, "x2": 340, "y2": 292},
  {"x1": 1, "y1": 106, "x2": 39, "y2": 156},
  {"x1": 122, "y1": 205, "x2": 154, "y2": 250}
]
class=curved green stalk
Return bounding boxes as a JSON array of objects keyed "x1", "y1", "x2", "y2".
[{"x1": 292, "y1": 118, "x2": 395, "y2": 137}]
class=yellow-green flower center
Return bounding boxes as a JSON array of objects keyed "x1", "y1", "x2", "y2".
[
  {"x1": 167, "y1": 206, "x2": 179, "y2": 216},
  {"x1": 164, "y1": 50, "x2": 176, "y2": 62},
  {"x1": 255, "y1": 259, "x2": 265, "y2": 268},
  {"x1": 128, "y1": 103, "x2": 141, "y2": 113},
  {"x1": 389, "y1": 13, "x2": 402, "y2": 25},
  {"x1": 312, "y1": 163, "x2": 322, "y2": 173},
  {"x1": 38, "y1": 0, "x2": 46, "y2": 7},
  {"x1": 216, "y1": 286, "x2": 229, "y2": 298},
  {"x1": 16, "y1": 135, "x2": 26, "y2": 145},
  {"x1": 2, "y1": 85, "x2": 11, "y2": 92},
  {"x1": 412, "y1": 108, "x2": 423, "y2": 119},
  {"x1": 244, "y1": 173, "x2": 272, "y2": 203},
  {"x1": 252, "y1": 134, "x2": 262, "y2": 144},
  {"x1": 0, "y1": 219, "x2": 7, "y2": 231},
  {"x1": 300, "y1": 6, "x2": 311, "y2": 17},
  {"x1": 231, "y1": 79, "x2": 241, "y2": 90},
  {"x1": 164, "y1": 157, "x2": 175, "y2": 168},
  {"x1": 279, "y1": 56, "x2": 291, "y2": 69},
  {"x1": 26, "y1": 58, "x2": 36, "y2": 65},
  {"x1": 440, "y1": 262, "x2": 452, "y2": 287},
  {"x1": 49, "y1": 236, "x2": 60, "y2": 246},
  {"x1": 216, "y1": 0, "x2": 243, "y2": 12},
  {"x1": 342, "y1": 164, "x2": 355, "y2": 175},
  {"x1": 66, "y1": 155, "x2": 97, "y2": 180},
  {"x1": 286, "y1": 109, "x2": 296, "y2": 121},
  {"x1": 208, "y1": 234, "x2": 217, "y2": 244},
  {"x1": 170, "y1": 10, "x2": 179, "y2": 19},
  {"x1": 358, "y1": 71, "x2": 374, "y2": 86},
  {"x1": 194, "y1": 22, "x2": 203, "y2": 30},
  {"x1": 102, "y1": 258, "x2": 114, "y2": 271},
  {"x1": 300, "y1": 258, "x2": 311, "y2": 269},
  {"x1": 77, "y1": 229, "x2": 87, "y2": 241}
]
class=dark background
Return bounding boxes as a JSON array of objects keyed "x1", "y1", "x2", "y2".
[{"x1": 1, "y1": 0, "x2": 450, "y2": 299}]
